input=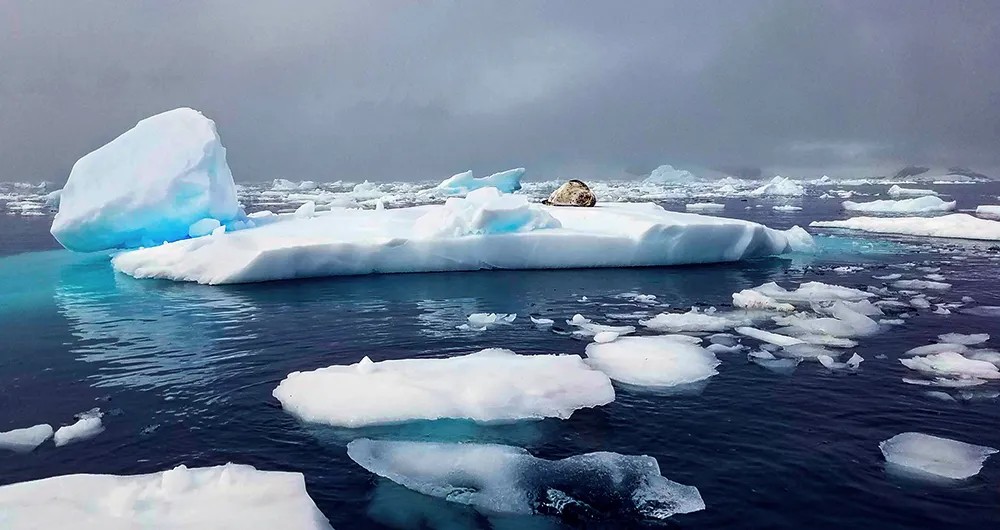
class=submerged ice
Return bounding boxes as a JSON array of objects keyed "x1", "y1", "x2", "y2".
[{"x1": 346, "y1": 438, "x2": 705, "y2": 521}]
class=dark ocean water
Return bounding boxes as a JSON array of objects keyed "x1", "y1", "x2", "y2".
[{"x1": 1, "y1": 183, "x2": 999, "y2": 529}]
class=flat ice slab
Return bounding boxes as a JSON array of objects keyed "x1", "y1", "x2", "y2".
[
  {"x1": 812, "y1": 214, "x2": 1000, "y2": 241},
  {"x1": 880, "y1": 432, "x2": 997, "y2": 480},
  {"x1": 585, "y1": 336, "x2": 721, "y2": 387},
  {"x1": 347, "y1": 438, "x2": 705, "y2": 520},
  {"x1": 0, "y1": 424, "x2": 53, "y2": 453},
  {"x1": 0, "y1": 463, "x2": 332, "y2": 529},
  {"x1": 113, "y1": 201, "x2": 811, "y2": 284},
  {"x1": 272, "y1": 349, "x2": 614, "y2": 427},
  {"x1": 842, "y1": 196, "x2": 955, "y2": 213}
]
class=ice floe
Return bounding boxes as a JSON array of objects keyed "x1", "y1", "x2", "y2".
[
  {"x1": 817, "y1": 353, "x2": 864, "y2": 371},
  {"x1": 812, "y1": 214, "x2": 1000, "y2": 241},
  {"x1": 938, "y1": 333, "x2": 989, "y2": 345},
  {"x1": 732, "y1": 290, "x2": 794, "y2": 312},
  {"x1": 0, "y1": 463, "x2": 332, "y2": 529},
  {"x1": 640, "y1": 309, "x2": 747, "y2": 333},
  {"x1": 880, "y1": 432, "x2": 997, "y2": 480},
  {"x1": 113, "y1": 200, "x2": 811, "y2": 284},
  {"x1": 0, "y1": 424, "x2": 54, "y2": 453},
  {"x1": 585, "y1": 336, "x2": 721, "y2": 387},
  {"x1": 272, "y1": 349, "x2": 614, "y2": 427},
  {"x1": 685, "y1": 202, "x2": 725, "y2": 212},
  {"x1": 842, "y1": 196, "x2": 956, "y2": 213},
  {"x1": 566, "y1": 314, "x2": 636, "y2": 337},
  {"x1": 887, "y1": 185, "x2": 938, "y2": 197},
  {"x1": 900, "y1": 352, "x2": 1000, "y2": 381},
  {"x1": 50, "y1": 108, "x2": 243, "y2": 252},
  {"x1": 346, "y1": 438, "x2": 705, "y2": 520},
  {"x1": 459, "y1": 312, "x2": 516, "y2": 331},
  {"x1": 892, "y1": 279, "x2": 951, "y2": 290},
  {"x1": 975, "y1": 205, "x2": 1000, "y2": 219},
  {"x1": 53, "y1": 409, "x2": 104, "y2": 447}
]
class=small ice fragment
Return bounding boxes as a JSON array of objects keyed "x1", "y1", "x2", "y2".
[
  {"x1": 593, "y1": 331, "x2": 619, "y2": 343},
  {"x1": 880, "y1": 432, "x2": 997, "y2": 480},
  {"x1": 0, "y1": 424, "x2": 54, "y2": 453},
  {"x1": 937, "y1": 333, "x2": 989, "y2": 345},
  {"x1": 735, "y1": 326, "x2": 804, "y2": 347},
  {"x1": 53, "y1": 409, "x2": 104, "y2": 447},
  {"x1": 294, "y1": 201, "x2": 316, "y2": 219},
  {"x1": 585, "y1": 336, "x2": 720, "y2": 387},
  {"x1": 530, "y1": 316, "x2": 554, "y2": 326}
]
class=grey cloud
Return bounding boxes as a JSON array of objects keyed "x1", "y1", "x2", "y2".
[{"x1": 1, "y1": 0, "x2": 998, "y2": 182}]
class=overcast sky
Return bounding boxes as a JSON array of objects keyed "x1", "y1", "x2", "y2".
[{"x1": 2, "y1": 0, "x2": 999, "y2": 182}]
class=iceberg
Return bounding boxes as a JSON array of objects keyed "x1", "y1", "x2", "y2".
[
  {"x1": 346, "y1": 438, "x2": 705, "y2": 521},
  {"x1": 842, "y1": 196, "x2": 956, "y2": 213},
  {"x1": 644, "y1": 164, "x2": 698, "y2": 184},
  {"x1": 880, "y1": 432, "x2": 997, "y2": 480},
  {"x1": 887, "y1": 185, "x2": 938, "y2": 197},
  {"x1": 272, "y1": 349, "x2": 614, "y2": 427},
  {"x1": 749, "y1": 176, "x2": 805, "y2": 197},
  {"x1": 585, "y1": 336, "x2": 721, "y2": 387},
  {"x1": 811, "y1": 214, "x2": 1000, "y2": 241},
  {"x1": 113, "y1": 201, "x2": 812, "y2": 284},
  {"x1": 429, "y1": 168, "x2": 524, "y2": 197},
  {"x1": 0, "y1": 463, "x2": 332, "y2": 529},
  {"x1": 0, "y1": 424, "x2": 53, "y2": 453},
  {"x1": 50, "y1": 108, "x2": 242, "y2": 252}
]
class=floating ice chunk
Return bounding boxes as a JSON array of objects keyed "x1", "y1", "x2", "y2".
[
  {"x1": 976, "y1": 205, "x2": 1000, "y2": 219},
  {"x1": 750, "y1": 176, "x2": 805, "y2": 197},
  {"x1": 294, "y1": 201, "x2": 316, "y2": 219},
  {"x1": 415, "y1": 187, "x2": 560, "y2": 238},
  {"x1": 779, "y1": 343, "x2": 842, "y2": 360},
  {"x1": 617, "y1": 292, "x2": 658, "y2": 304},
  {"x1": 910, "y1": 297, "x2": 931, "y2": 309},
  {"x1": 431, "y1": 168, "x2": 525, "y2": 197},
  {"x1": 347, "y1": 438, "x2": 705, "y2": 520},
  {"x1": 811, "y1": 214, "x2": 1000, "y2": 241},
  {"x1": 0, "y1": 463, "x2": 332, "y2": 529},
  {"x1": 735, "y1": 327, "x2": 804, "y2": 347},
  {"x1": 962, "y1": 306, "x2": 1000, "y2": 317},
  {"x1": 529, "y1": 316, "x2": 554, "y2": 326},
  {"x1": 873, "y1": 273, "x2": 902, "y2": 280},
  {"x1": 880, "y1": 432, "x2": 997, "y2": 480},
  {"x1": 967, "y1": 349, "x2": 1000, "y2": 367},
  {"x1": 50, "y1": 108, "x2": 242, "y2": 252},
  {"x1": 706, "y1": 343, "x2": 745, "y2": 354},
  {"x1": 732, "y1": 290, "x2": 794, "y2": 312},
  {"x1": 271, "y1": 178, "x2": 317, "y2": 191},
  {"x1": 773, "y1": 302, "x2": 879, "y2": 338},
  {"x1": 566, "y1": 314, "x2": 635, "y2": 337},
  {"x1": 53, "y1": 409, "x2": 104, "y2": 447},
  {"x1": 748, "y1": 350, "x2": 801, "y2": 373},
  {"x1": 460, "y1": 313, "x2": 516, "y2": 331},
  {"x1": 640, "y1": 309, "x2": 747, "y2": 333},
  {"x1": 892, "y1": 279, "x2": 951, "y2": 290},
  {"x1": 904, "y1": 343, "x2": 969, "y2": 356},
  {"x1": 187, "y1": 217, "x2": 222, "y2": 238},
  {"x1": 817, "y1": 353, "x2": 863, "y2": 370},
  {"x1": 900, "y1": 352, "x2": 1000, "y2": 380},
  {"x1": 585, "y1": 336, "x2": 720, "y2": 387},
  {"x1": 903, "y1": 377, "x2": 988, "y2": 388},
  {"x1": 888, "y1": 185, "x2": 938, "y2": 197},
  {"x1": 749, "y1": 281, "x2": 873, "y2": 304},
  {"x1": 272, "y1": 349, "x2": 614, "y2": 427},
  {"x1": 938, "y1": 333, "x2": 989, "y2": 345},
  {"x1": 593, "y1": 331, "x2": 620, "y2": 343},
  {"x1": 842, "y1": 196, "x2": 956, "y2": 213},
  {"x1": 772, "y1": 204, "x2": 802, "y2": 212},
  {"x1": 685, "y1": 202, "x2": 725, "y2": 212},
  {"x1": 0, "y1": 424, "x2": 54, "y2": 453}
]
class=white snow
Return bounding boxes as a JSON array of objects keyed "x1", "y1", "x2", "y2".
[
  {"x1": 272, "y1": 349, "x2": 614, "y2": 427},
  {"x1": 53, "y1": 409, "x2": 104, "y2": 447},
  {"x1": 50, "y1": 108, "x2": 242, "y2": 252},
  {"x1": 938, "y1": 333, "x2": 989, "y2": 345},
  {"x1": 585, "y1": 336, "x2": 721, "y2": 387},
  {"x1": 0, "y1": 463, "x2": 332, "y2": 529},
  {"x1": 732, "y1": 289, "x2": 794, "y2": 312},
  {"x1": 750, "y1": 176, "x2": 805, "y2": 197},
  {"x1": 430, "y1": 168, "x2": 524, "y2": 196},
  {"x1": 347, "y1": 438, "x2": 705, "y2": 520},
  {"x1": 414, "y1": 187, "x2": 560, "y2": 238},
  {"x1": 888, "y1": 185, "x2": 938, "y2": 197},
  {"x1": 0, "y1": 424, "x2": 53, "y2": 453},
  {"x1": 975, "y1": 205, "x2": 1000, "y2": 218},
  {"x1": 880, "y1": 432, "x2": 997, "y2": 480},
  {"x1": 842, "y1": 196, "x2": 956, "y2": 213},
  {"x1": 900, "y1": 352, "x2": 1000, "y2": 381},
  {"x1": 812, "y1": 214, "x2": 1000, "y2": 241},
  {"x1": 113, "y1": 201, "x2": 811, "y2": 284}
]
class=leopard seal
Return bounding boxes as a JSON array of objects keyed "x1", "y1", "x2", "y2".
[{"x1": 542, "y1": 180, "x2": 596, "y2": 207}]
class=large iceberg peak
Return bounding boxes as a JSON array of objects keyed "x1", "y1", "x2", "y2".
[{"x1": 51, "y1": 107, "x2": 242, "y2": 252}]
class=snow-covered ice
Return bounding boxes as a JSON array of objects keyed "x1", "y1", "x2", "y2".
[
  {"x1": 750, "y1": 176, "x2": 805, "y2": 197},
  {"x1": 880, "y1": 432, "x2": 997, "y2": 480},
  {"x1": 113, "y1": 201, "x2": 811, "y2": 284},
  {"x1": 938, "y1": 333, "x2": 989, "y2": 345},
  {"x1": 50, "y1": 108, "x2": 242, "y2": 252},
  {"x1": 272, "y1": 349, "x2": 614, "y2": 427},
  {"x1": 346, "y1": 438, "x2": 705, "y2": 520},
  {"x1": 53, "y1": 409, "x2": 104, "y2": 447},
  {"x1": 0, "y1": 463, "x2": 332, "y2": 529},
  {"x1": 812, "y1": 214, "x2": 1000, "y2": 241},
  {"x1": 585, "y1": 336, "x2": 721, "y2": 387},
  {"x1": 429, "y1": 168, "x2": 524, "y2": 197},
  {"x1": 0, "y1": 424, "x2": 53, "y2": 453},
  {"x1": 888, "y1": 185, "x2": 938, "y2": 197},
  {"x1": 772, "y1": 204, "x2": 802, "y2": 212},
  {"x1": 842, "y1": 196, "x2": 956, "y2": 213}
]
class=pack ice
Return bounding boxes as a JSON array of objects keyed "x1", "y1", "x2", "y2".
[
  {"x1": 272, "y1": 349, "x2": 614, "y2": 427},
  {"x1": 346, "y1": 438, "x2": 705, "y2": 521},
  {"x1": 880, "y1": 432, "x2": 997, "y2": 480},
  {"x1": 113, "y1": 192, "x2": 812, "y2": 284},
  {"x1": 0, "y1": 463, "x2": 332, "y2": 529},
  {"x1": 50, "y1": 108, "x2": 242, "y2": 252}
]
